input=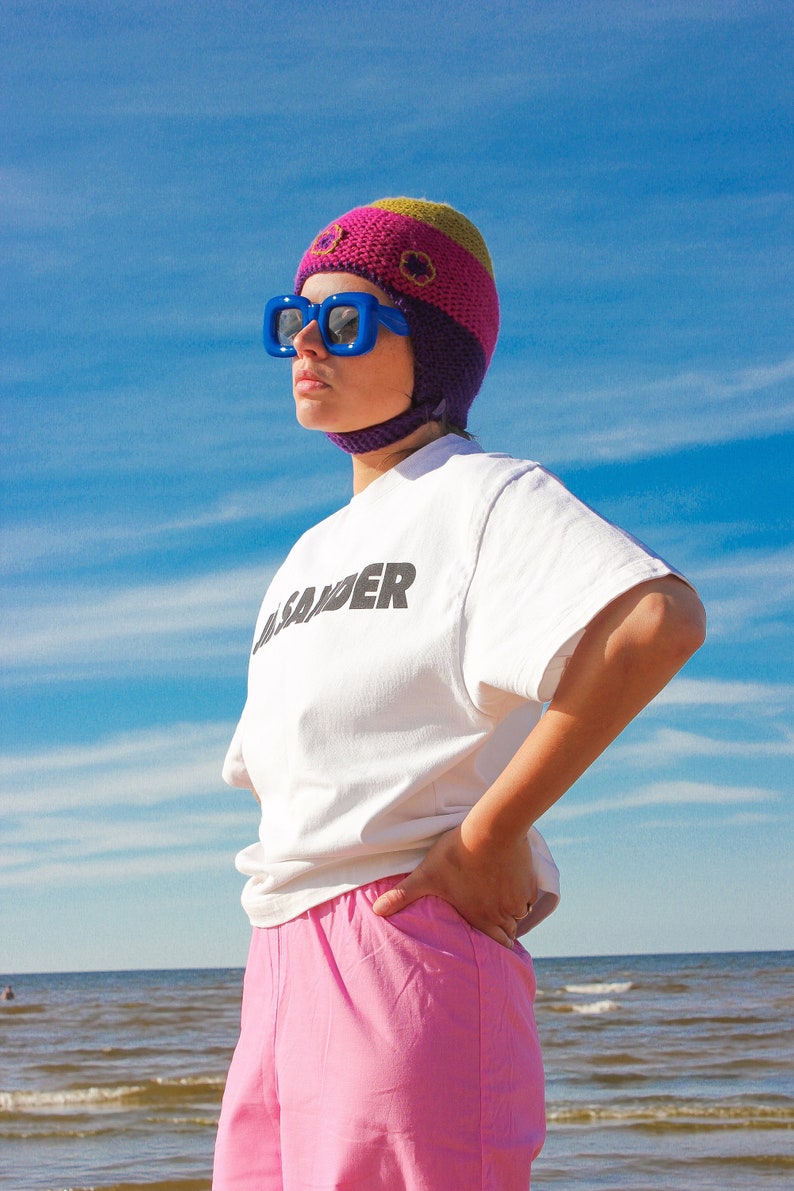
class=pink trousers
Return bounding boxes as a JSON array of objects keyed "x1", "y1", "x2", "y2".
[{"x1": 212, "y1": 876, "x2": 545, "y2": 1190}]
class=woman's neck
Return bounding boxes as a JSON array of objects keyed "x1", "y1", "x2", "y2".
[{"x1": 350, "y1": 422, "x2": 445, "y2": 494}]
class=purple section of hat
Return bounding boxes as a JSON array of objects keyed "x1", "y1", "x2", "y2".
[
  {"x1": 325, "y1": 300, "x2": 487, "y2": 455},
  {"x1": 400, "y1": 296, "x2": 487, "y2": 429}
]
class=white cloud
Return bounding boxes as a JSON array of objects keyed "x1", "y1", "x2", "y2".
[
  {"x1": 0, "y1": 721, "x2": 239, "y2": 812},
  {"x1": 3, "y1": 806, "x2": 251, "y2": 852},
  {"x1": 0, "y1": 567, "x2": 272, "y2": 682},
  {"x1": 719, "y1": 810, "x2": 786, "y2": 826},
  {"x1": 492, "y1": 354, "x2": 794, "y2": 465},
  {"x1": 0, "y1": 847, "x2": 239, "y2": 890},
  {"x1": 652, "y1": 677, "x2": 794, "y2": 708},
  {"x1": 0, "y1": 722, "x2": 260, "y2": 889},
  {"x1": 610, "y1": 725, "x2": 794, "y2": 765},
  {"x1": 0, "y1": 474, "x2": 349, "y2": 577},
  {"x1": 698, "y1": 546, "x2": 794, "y2": 583},
  {"x1": 693, "y1": 546, "x2": 794, "y2": 642},
  {"x1": 544, "y1": 780, "x2": 776, "y2": 822}
]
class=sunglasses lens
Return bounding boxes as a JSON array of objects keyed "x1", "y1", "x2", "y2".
[
  {"x1": 276, "y1": 308, "x2": 304, "y2": 346},
  {"x1": 326, "y1": 304, "x2": 360, "y2": 346}
]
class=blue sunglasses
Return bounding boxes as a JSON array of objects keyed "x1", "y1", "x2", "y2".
[{"x1": 263, "y1": 292, "x2": 410, "y2": 357}]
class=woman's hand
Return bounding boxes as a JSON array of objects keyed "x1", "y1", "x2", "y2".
[{"x1": 371, "y1": 821, "x2": 538, "y2": 949}]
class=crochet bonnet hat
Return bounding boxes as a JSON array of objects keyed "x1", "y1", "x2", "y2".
[{"x1": 294, "y1": 198, "x2": 500, "y2": 453}]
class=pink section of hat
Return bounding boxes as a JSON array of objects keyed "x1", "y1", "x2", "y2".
[{"x1": 295, "y1": 204, "x2": 499, "y2": 366}]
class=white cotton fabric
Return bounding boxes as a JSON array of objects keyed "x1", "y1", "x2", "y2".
[{"x1": 224, "y1": 435, "x2": 677, "y2": 933}]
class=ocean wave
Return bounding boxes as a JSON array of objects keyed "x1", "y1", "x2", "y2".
[
  {"x1": 564, "y1": 981, "x2": 633, "y2": 995},
  {"x1": 547, "y1": 1099, "x2": 794, "y2": 1128},
  {"x1": 0, "y1": 1074, "x2": 225, "y2": 1115},
  {"x1": 0, "y1": 1121, "x2": 118, "y2": 1141},
  {"x1": 571, "y1": 999, "x2": 620, "y2": 1016},
  {"x1": 0, "y1": 1085, "x2": 146, "y2": 1112},
  {"x1": 548, "y1": 998, "x2": 620, "y2": 1015}
]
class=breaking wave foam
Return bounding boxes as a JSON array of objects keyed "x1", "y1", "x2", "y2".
[
  {"x1": 0, "y1": 1074, "x2": 225, "y2": 1115},
  {"x1": 547, "y1": 1100, "x2": 794, "y2": 1128},
  {"x1": 571, "y1": 998, "x2": 620, "y2": 1015},
  {"x1": 548, "y1": 997, "x2": 621, "y2": 1015},
  {"x1": 564, "y1": 981, "x2": 633, "y2": 995}
]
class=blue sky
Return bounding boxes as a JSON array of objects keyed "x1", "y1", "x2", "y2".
[{"x1": 2, "y1": 0, "x2": 792, "y2": 973}]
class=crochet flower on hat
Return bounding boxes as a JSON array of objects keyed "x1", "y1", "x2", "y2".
[{"x1": 400, "y1": 250, "x2": 437, "y2": 286}]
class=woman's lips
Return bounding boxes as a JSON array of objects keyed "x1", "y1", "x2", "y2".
[{"x1": 294, "y1": 369, "x2": 330, "y2": 394}]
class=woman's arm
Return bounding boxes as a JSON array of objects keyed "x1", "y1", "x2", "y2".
[{"x1": 373, "y1": 575, "x2": 706, "y2": 948}]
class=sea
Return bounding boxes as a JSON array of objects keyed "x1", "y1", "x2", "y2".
[{"x1": 0, "y1": 951, "x2": 791, "y2": 1190}]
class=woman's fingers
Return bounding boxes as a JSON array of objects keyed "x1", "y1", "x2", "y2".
[
  {"x1": 371, "y1": 869, "x2": 431, "y2": 917},
  {"x1": 370, "y1": 825, "x2": 537, "y2": 951},
  {"x1": 490, "y1": 919, "x2": 520, "y2": 949}
]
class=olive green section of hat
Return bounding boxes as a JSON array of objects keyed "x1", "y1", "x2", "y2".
[{"x1": 370, "y1": 197, "x2": 495, "y2": 279}]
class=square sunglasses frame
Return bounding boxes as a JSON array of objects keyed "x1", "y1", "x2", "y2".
[{"x1": 263, "y1": 292, "x2": 410, "y2": 357}]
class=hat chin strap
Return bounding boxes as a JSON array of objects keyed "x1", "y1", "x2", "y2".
[{"x1": 325, "y1": 399, "x2": 447, "y2": 455}]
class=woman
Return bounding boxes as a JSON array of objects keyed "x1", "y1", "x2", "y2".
[{"x1": 213, "y1": 198, "x2": 705, "y2": 1190}]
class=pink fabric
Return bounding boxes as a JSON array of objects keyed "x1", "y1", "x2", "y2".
[{"x1": 213, "y1": 876, "x2": 545, "y2": 1190}]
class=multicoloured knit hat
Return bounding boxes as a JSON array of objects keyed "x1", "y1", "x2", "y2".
[{"x1": 294, "y1": 198, "x2": 499, "y2": 454}]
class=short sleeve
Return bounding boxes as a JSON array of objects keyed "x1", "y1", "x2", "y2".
[{"x1": 462, "y1": 466, "x2": 677, "y2": 709}]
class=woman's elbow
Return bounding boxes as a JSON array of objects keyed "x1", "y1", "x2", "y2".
[{"x1": 647, "y1": 578, "x2": 707, "y2": 666}]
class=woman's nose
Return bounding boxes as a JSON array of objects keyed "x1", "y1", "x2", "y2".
[{"x1": 292, "y1": 319, "x2": 328, "y2": 357}]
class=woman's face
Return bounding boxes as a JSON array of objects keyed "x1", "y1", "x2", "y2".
[{"x1": 291, "y1": 272, "x2": 414, "y2": 437}]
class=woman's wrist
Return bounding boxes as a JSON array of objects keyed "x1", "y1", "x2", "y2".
[{"x1": 461, "y1": 792, "x2": 535, "y2": 854}]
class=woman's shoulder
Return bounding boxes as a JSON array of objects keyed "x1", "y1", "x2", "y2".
[{"x1": 406, "y1": 434, "x2": 545, "y2": 495}]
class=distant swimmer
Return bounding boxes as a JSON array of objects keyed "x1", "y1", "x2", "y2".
[{"x1": 1, "y1": 986, "x2": 14, "y2": 1001}]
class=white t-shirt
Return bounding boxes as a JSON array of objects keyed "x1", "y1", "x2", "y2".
[{"x1": 224, "y1": 435, "x2": 676, "y2": 933}]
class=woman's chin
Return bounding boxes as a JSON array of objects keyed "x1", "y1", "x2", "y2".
[
  {"x1": 293, "y1": 393, "x2": 411, "y2": 435},
  {"x1": 294, "y1": 403, "x2": 368, "y2": 435},
  {"x1": 294, "y1": 399, "x2": 335, "y2": 431}
]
